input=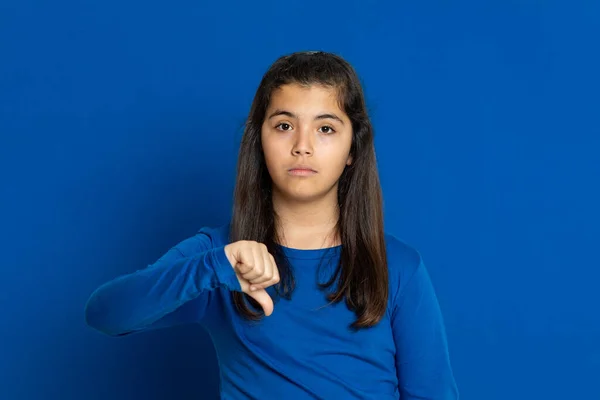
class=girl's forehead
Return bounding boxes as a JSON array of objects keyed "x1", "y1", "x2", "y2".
[{"x1": 270, "y1": 84, "x2": 340, "y2": 105}]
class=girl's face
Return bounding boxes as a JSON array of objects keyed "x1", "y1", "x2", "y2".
[{"x1": 261, "y1": 83, "x2": 353, "y2": 204}]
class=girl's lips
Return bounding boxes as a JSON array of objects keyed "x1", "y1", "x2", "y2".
[{"x1": 288, "y1": 168, "x2": 317, "y2": 176}]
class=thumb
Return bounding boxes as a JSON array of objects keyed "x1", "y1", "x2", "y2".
[
  {"x1": 236, "y1": 272, "x2": 275, "y2": 316},
  {"x1": 246, "y1": 288, "x2": 274, "y2": 316}
]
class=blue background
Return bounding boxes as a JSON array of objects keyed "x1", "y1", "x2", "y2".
[{"x1": 1, "y1": 1, "x2": 598, "y2": 399}]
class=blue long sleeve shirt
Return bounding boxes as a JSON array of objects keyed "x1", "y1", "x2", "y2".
[{"x1": 85, "y1": 223, "x2": 458, "y2": 399}]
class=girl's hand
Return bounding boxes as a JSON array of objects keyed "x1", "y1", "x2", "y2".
[{"x1": 223, "y1": 241, "x2": 280, "y2": 316}]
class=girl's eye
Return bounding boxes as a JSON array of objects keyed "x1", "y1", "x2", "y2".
[
  {"x1": 319, "y1": 125, "x2": 336, "y2": 134},
  {"x1": 276, "y1": 123, "x2": 292, "y2": 131}
]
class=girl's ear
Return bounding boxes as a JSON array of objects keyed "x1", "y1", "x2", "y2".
[{"x1": 346, "y1": 154, "x2": 353, "y2": 166}]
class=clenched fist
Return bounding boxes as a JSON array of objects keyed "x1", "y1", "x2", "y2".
[{"x1": 223, "y1": 240, "x2": 280, "y2": 316}]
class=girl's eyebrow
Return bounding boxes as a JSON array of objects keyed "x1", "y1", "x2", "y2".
[{"x1": 267, "y1": 109, "x2": 345, "y2": 125}]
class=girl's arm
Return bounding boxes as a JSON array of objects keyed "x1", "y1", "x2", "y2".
[
  {"x1": 84, "y1": 231, "x2": 240, "y2": 336},
  {"x1": 391, "y1": 259, "x2": 459, "y2": 399}
]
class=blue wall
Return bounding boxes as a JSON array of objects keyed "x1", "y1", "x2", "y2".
[{"x1": 1, "y1": 1, "x2": 598, "y2": 399}]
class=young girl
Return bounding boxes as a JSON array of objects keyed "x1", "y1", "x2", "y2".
[{"x1": 85, "y1": 51, "x2": 459, "y2": 399}]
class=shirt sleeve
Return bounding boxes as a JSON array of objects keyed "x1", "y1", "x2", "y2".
[
  {"x1": 391, "y1": 259, "x2": 459, "y2": 399},
  {"x1": 84, "y1": 231, "x2": 241, "y2": 336}
]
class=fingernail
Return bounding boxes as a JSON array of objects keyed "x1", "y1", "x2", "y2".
[{"x1": 250, "y1": 286, "x2": 256, "y2": 291}]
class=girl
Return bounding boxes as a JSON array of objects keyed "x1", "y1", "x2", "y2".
[{"x1": 85, "y1": 51, "x2": 459, "y2": 399}]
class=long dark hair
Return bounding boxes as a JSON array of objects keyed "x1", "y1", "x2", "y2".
[{"x1": 230, "y1": 51, "x2": 387, "y2": 329}]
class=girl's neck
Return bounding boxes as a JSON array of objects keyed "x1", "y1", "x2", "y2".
[{"x1": 272, "y1": 192, "x2": 341, "y2": 250}]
